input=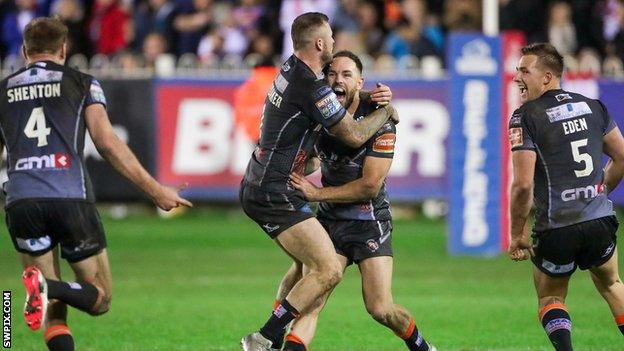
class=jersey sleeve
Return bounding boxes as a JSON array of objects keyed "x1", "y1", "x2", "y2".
[
  {"x1": 597, "y1": 100, "x2": 617, "y2": 135},
  {"x1": 365, "y1": 121, "x2": 396, "y2": 159},
  {"x1": 301, "y1": 79, "x2": 346, "y2": 129},
  {"x1": 508, "y1": 109, "x2": 536, "y2": 151},
  {"x1": 85, "y1": 79, "x2": 107, "y2": 109}
]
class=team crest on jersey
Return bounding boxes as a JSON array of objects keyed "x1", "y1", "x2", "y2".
[
  {"x1": 372, "y1": 133, "x2": 396, "y2": 153},
  {"x1": 509, "y1": 127, "x2": 523, "y2": 148},
  {"x1": 315, "y1": 92, "x2": 342, "y2": 119}
]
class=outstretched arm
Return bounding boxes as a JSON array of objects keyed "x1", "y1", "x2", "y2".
[{"x1": 85, "y1": 104, "x2": 192, "y2": 210}]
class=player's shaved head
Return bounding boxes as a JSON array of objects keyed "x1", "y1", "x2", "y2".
[
  {"x1": 23, "y1": 17, "x2": 68, "y2": 56},
  {"x1": 521, "y1": 43, "x2": 564, "y2": 78},
  {"x1": 291, "y1": 12, "x2": 330, "y2": 51}
]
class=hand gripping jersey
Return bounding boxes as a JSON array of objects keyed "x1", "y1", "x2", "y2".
[
  {"x1": 316, "y1": 98, "x2": 396, "y2": 221},
  {"x1": 508, "y1": 89, "x2": 616, "y2": 231},
  {"x1": 0, "y1": 61, "x2": 107, "y2": 205},
  {"x1": 243, "y1": 55, "x2": 347, "y2": 192}
]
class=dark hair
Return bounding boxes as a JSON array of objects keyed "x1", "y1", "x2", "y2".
[
  {"x1": 521, "y1": 42, "x2": 564, "y2": 78},
  {"x1": 291, "y1": 12, "x2": 329, "y2": 51},
  {"x1": 332, "y1": 50, "x2": 363, "y2": 74},
  {"x1": 23, "y1": 17, "x2": 68, "y2": 56}
]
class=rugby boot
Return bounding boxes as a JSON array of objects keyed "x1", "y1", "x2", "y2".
[
  {"x1": 22, "y1": 266, "x2": 48, "y2": 330},
  {"x1": 429, "y1": 345, "x2": 438, "y2": 351},
  {"x1": 241, "y1": 332, "x2": 273, "y2": 351}
]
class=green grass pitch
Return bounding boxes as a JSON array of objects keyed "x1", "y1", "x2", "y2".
[{"x1": 1, "y1": 208, "x2": 622, "y2": 350}]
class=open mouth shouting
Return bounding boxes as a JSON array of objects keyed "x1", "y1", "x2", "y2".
[{"x1": 333, "y1": 86, "x2": 346, "y2": 105}]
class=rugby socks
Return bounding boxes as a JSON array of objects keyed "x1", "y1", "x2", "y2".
[
  {"x1": 44, "y1": 324, "x2": 74, "y2": 351},
  {"x1": 615, "y1": 314, "x2": 624, "y2": 335},
  {"x1": 539, "y1": 304, "x2": 573, "y2": 351},
  {"x1": 398, "y1": 318, "x2": 431, "y2": 351},
  {"x1": 46, "y1": 279, "x2": 100, "y2": 313},
  {"x1": 259, "y1": 298, "x2": 300, "y2": 345},
  {"x1": 272, "y1": 300, "x2": 287, "y2": 349},
  {"x1": 282, "y1": 333, "x2": 306, "y2": 351}
]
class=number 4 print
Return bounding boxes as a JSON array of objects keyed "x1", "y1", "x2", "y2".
[{"x1": 24, "y1": 107, "x2": 50, "y2": 147}]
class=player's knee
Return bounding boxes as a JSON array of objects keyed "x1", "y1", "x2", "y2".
[
  {"x1": 326, "y1": 264, "x2": 343, "y2": 287},
  {"x1": 89, "y1": 291, "x2": 111, "y2": 316},
  {"x1": 366, "y1": 304, "x2": 391, "y2": 324}
]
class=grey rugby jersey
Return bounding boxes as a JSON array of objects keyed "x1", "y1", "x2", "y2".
[
  {"x1": 509, "y1": 89, "x2": 616, "y2": 231},
  {"x1": 0, "y1": 61, "x2": 106, "y2": 205}
]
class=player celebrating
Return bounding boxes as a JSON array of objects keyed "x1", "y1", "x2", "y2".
[
  {"x1": 269, "y1": 51, "x2": 436, "y2": 351},
  {"x1": 0, "y1": 17, "x2": 191, "y2": 351},
  {"x1": 239, "y1": 12, "x2": 398, "y2": 351},
  {"x1": 508, "y1": 43, "x2": 624, "y2": 350}
]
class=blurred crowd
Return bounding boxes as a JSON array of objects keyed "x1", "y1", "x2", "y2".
[{"x1": 0, "y1": 0, "x2": 624, "y2": 77}]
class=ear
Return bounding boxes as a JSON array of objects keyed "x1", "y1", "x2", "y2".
[
  {"x1": 21, "y1": 45, "x2": 27, "y2": 61},
  {"x1": 315, "y1": 37, "x2": 323, "y2": 52},
  {"x1": 543, "y1": 71, "x2": 553, "y2": 86},
  {"x1": 60, "y1": 42, "x2": 67, "y2": 61},
  {"x1": 356, "y1": 76, "x2": 364, "y2": 90}
]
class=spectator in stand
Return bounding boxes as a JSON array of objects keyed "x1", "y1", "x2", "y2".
[
  {"x1": 142, "y1": 31, "x2": 167, "y2": 71},
  {"x1": 443, "y1": 0, "x2": 481, "y2": 32},
  {"x1": 500, "y1": 0, "x2": 546, "y2": 43},
  {"x1": 402, "y1": 0, "x2": 444, "y2": 53},
  {"x1": 610, "y1": 0, "x2": 624, "y2": 63},
  {"x1": 1, "y1": 0, "x2": 38, "y2": 57},
  {"x1": 173, "y1": 0, "x2": 213, "y2": 55},
  {"x1": 331, "y1": 0, "x2": 359, "y2": 33},
  {"x1": 133, "y1": 0, "x2": 177, "y2": 53},
  {"x1": 548, "y1": 1, "x2": 577, "y2": 57},
  {"x1": 356, "y1": 1, "x2": 385, "y2": 57},
  {"x1": 383, "y1": 6, "x2": 439, "y2": 61},
  {"x1": 197, "y1": 25, "x2": 224, "y2": 63},
  {"x1": 278, "y1": 0, "x2": 336, "y2": 58},
  {"x1": 52, "y1": 0, "x2": 91, "y2": 57},
  {"x1": 89, "y1": 0, "x2": 132, "y2": 55},
  {"x1": 244, "y1": 33, "x2": 275, "y2": 62}
]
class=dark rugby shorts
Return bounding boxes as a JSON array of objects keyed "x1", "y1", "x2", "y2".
[
  {"x1": 6, "y1": 199, "x2": 107, "y2": 263},
  {"x1": 531, "y1": 215, "x2": 618, "y2": 277},
  {"x1": 239, "y1": 181, "x2": 314, "y2": 238},
  {"x1": 318, "y1": 218, "x2": 393, "y2": 265}
]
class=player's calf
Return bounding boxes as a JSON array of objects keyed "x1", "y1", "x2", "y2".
[
  {"x1": 44, "y1": 324, "x2": 74, "y2": 351},
  {"x1": 46, "y1": 278, "x2": 110, "y2": 316},
  {"x1": 539, "y1": 303, "x2": 573, "y2": 351}
]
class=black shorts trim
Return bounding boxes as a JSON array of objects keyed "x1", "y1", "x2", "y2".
[
  {"x1": 240, "y1": 181, "x2": 314, "y2": 238},
  {"x1": 6, "y1": 199, "x2": 107, "y2": 262},
  {"x1": 318, "y1": 218, "x2": 393, "y2": 265},
  {"x1": 531, "y1": 215, "x2": 618, "y2": 277}
]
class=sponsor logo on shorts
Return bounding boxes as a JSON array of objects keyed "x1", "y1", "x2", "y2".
[
  {"x1": 15, "y1": 153, "x2": 71, "y2": 170},
  {"x1": 366, "y1": 239, "x2": 379, "y2": 252},
  {"x1": 68, "y1": 282, "x2": 82, "y2": 290},
  {"x1": 263, "y1": 223, "x2": 280, "y2": 233},
  {"x1": 602, "y1": 242, "x2": 615, "y2": 258},
  {"x1": 542, "y1": 259, "x2": 575, "y2": 274},
  {"x1": 372, "y1": 134, "x2": 396, "y2": 153},
  {"x1": 315, "y1": 93, "x2": 342, "y2": 119},
  {"x1": 509, "y1": 127, "x2": 523, "y2": 148},
  {"x1": 16, "y1": 236, "x2": 52, "y2": 252}
]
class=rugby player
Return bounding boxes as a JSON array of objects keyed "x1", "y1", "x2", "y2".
[
  {"x1": 239, "y1": 12, "x2": 399, "y2": 351},
  {"x1": 267, "y1": 50, "x2": 436, "y2": 351},
  {"x1": 508, "y1": 43, "x2": 624, "y2": 350},
  {"x1": 0, "y1": 18, "x2": 191, "y2": 351}
]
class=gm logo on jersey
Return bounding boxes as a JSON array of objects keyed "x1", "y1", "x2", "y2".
[
  {"x1": 455, "y1": 39, "x2": 497, "y2": 76},
  {"x1": 15, "y1": 153, "x2": 71, "y2": 170}
]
